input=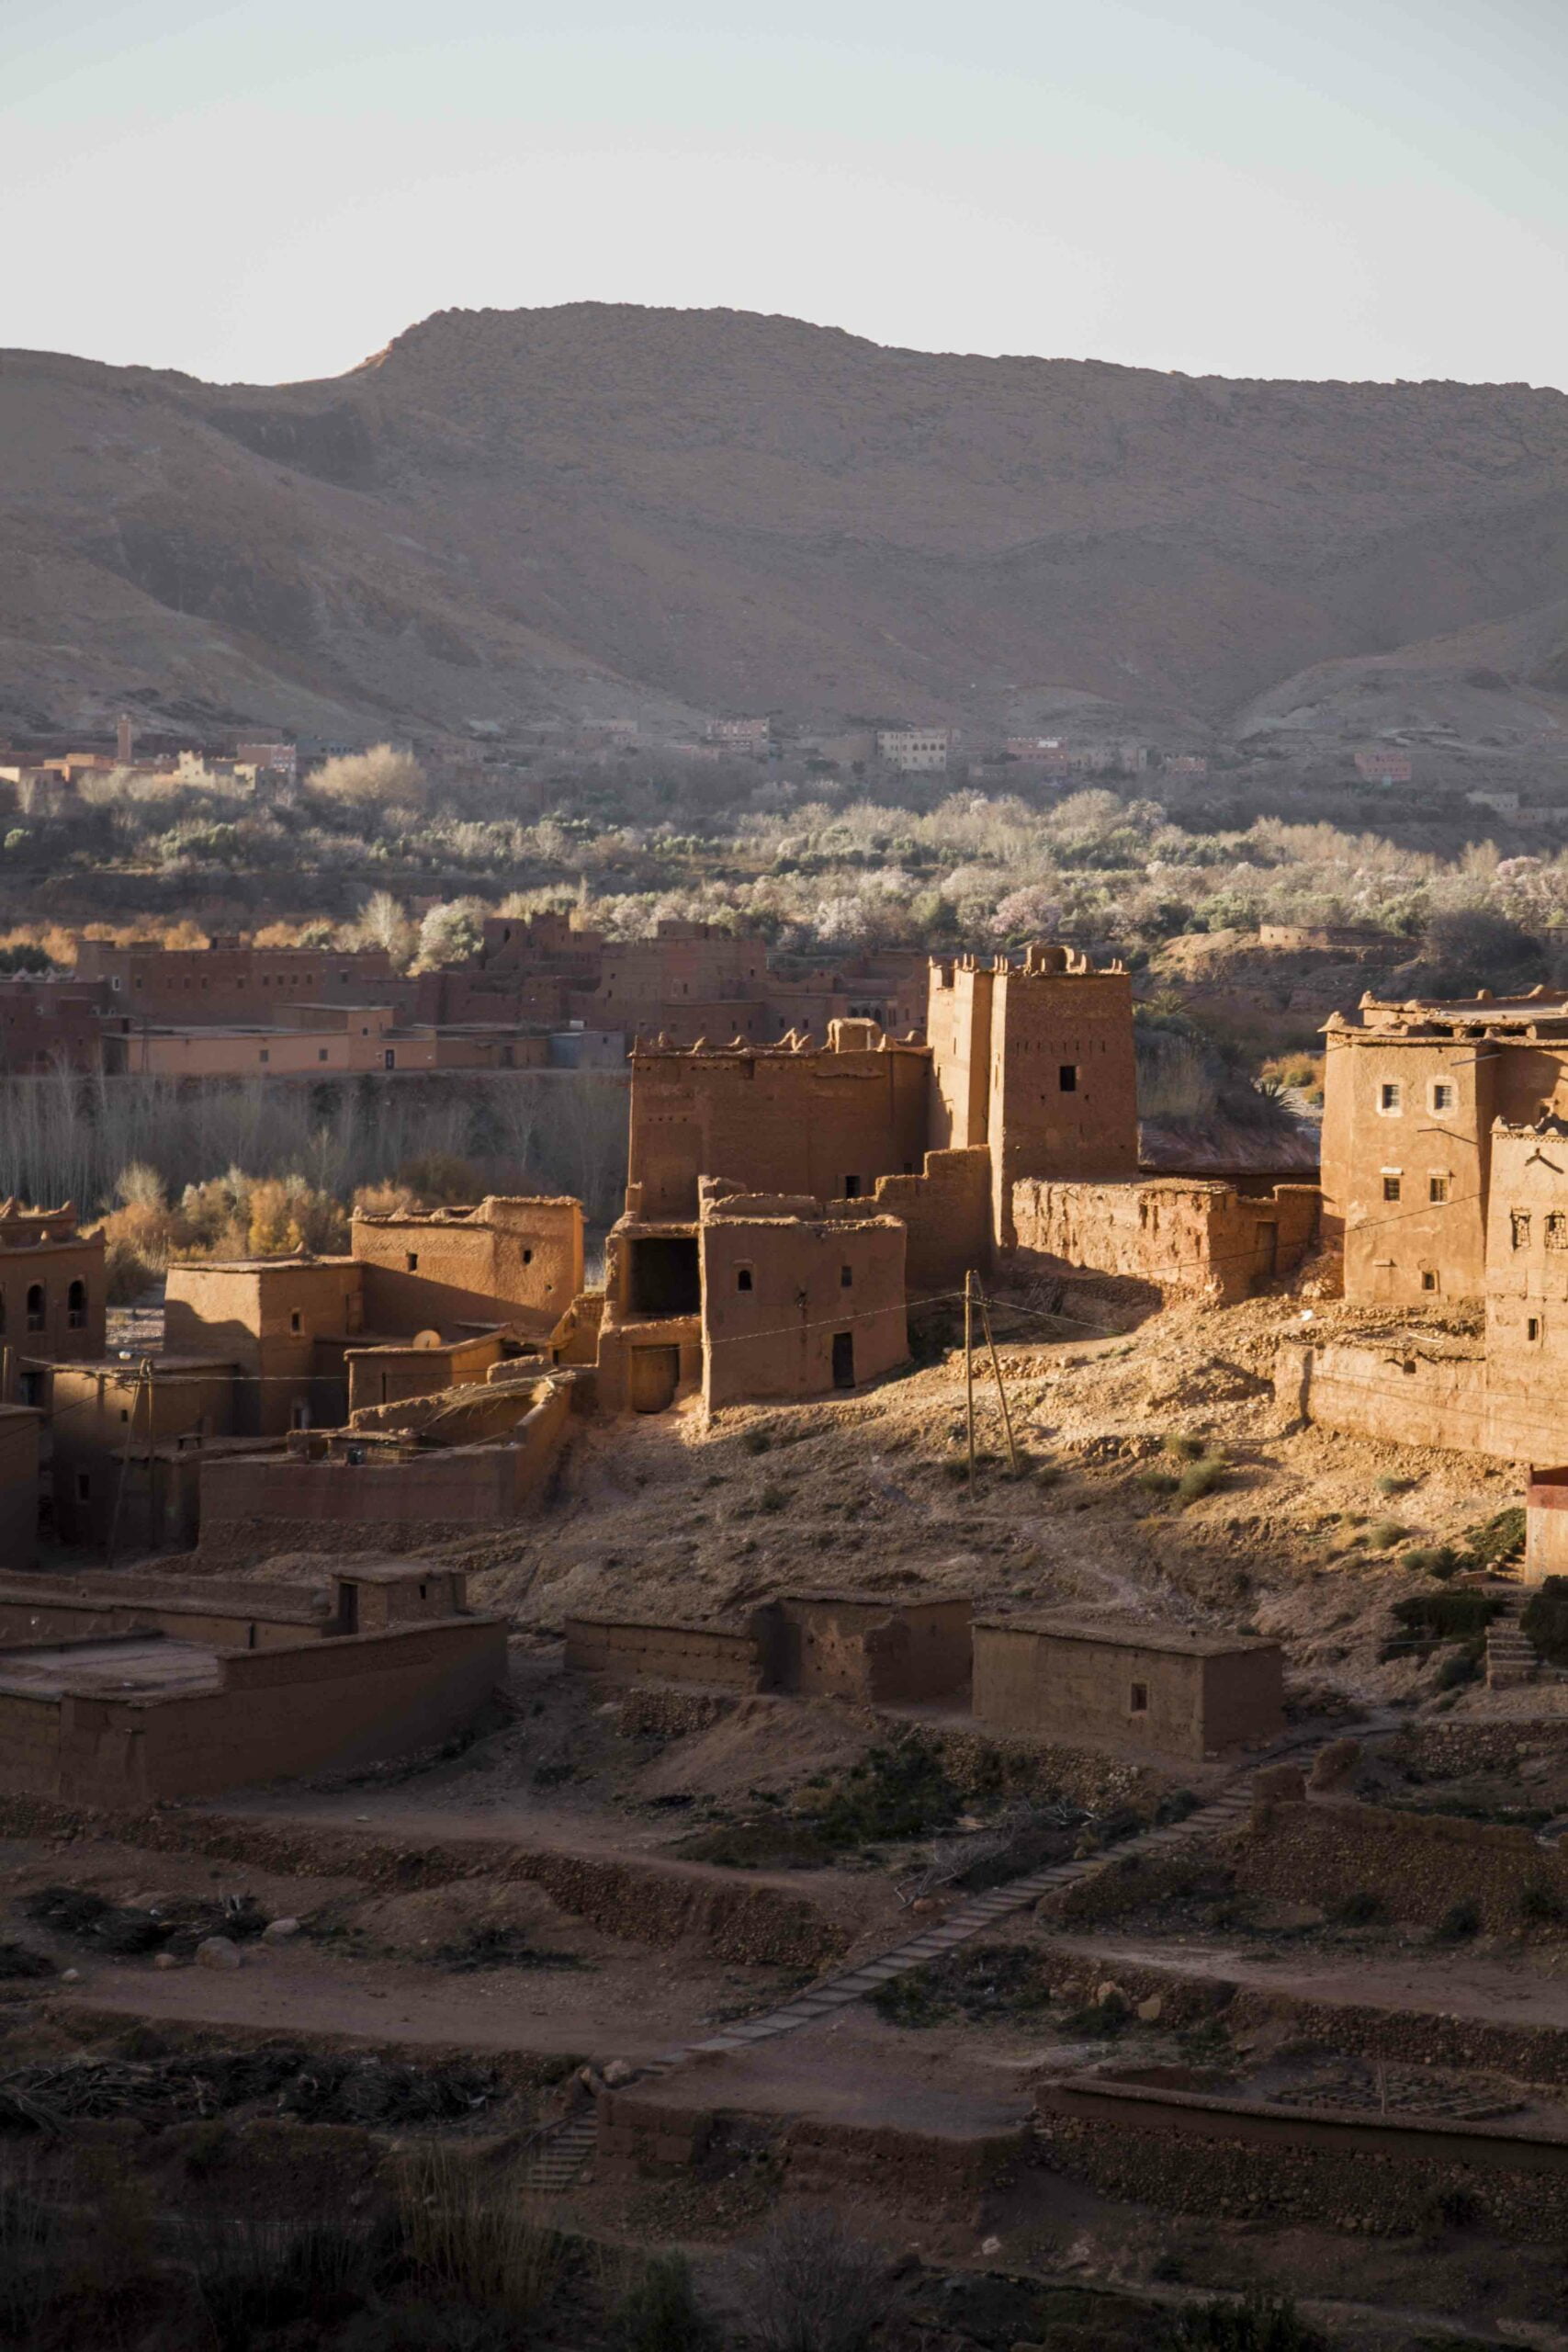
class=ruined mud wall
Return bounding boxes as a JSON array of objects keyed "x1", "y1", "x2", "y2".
[
  {"x1": 14, "y1": 1617, "x2": 510, "y2": 1805},
  {"x1": 1036, "y1": 2077, "x2": 1568, "y2": 2243},
  {"x1": 563, "y1": 1616, "x2": 769, "y2": 1691},
  {"x1": 1276, "y1": 1339, "x2": 1538, "y2": 1461},
  {"x1": 200, "y1": 1381, "x2": 571, "y2": 1539},
  {"x1": 1236, "y1": 1794, "x2": 1568, "y2": 1931},
  {"x1": 861, "y1": 1148, "x2": 992, "y2": 1294},
  {"x1": 1011, "y1": 1177, "x2": 1317, "y2": 1305}
]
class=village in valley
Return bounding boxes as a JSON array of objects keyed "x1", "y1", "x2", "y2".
[{"x1": 0, "y1": 759, "x2": 1564, "y2": 2344}]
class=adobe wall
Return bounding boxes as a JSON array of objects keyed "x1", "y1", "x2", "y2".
[
  {"x1": 1235, "y1": 1792, "x2": 1568, "y2": 1932},
  {"x1": 345, "y1": 1332, "x2": 502, "y2": 1416},
  {"x1": 972, "y1": 1622, "x2": 1282, "y2": 1758},
  {"x1": 988, "y1": 961, "x2": 1140, "y2": 1243},
  {"x1": 200, "y1": 1381, "x2": 570, "y2": 1534},
  {"x1": 34, "y1": 1617, "x2": 508, "y2": 1804},
  {"x1": 778, "y1": 1595, "x2": 972, "y2": 1703},
  {"x1": 565, "y1": 1595, "x2": 972, "y2": 1705},
  {"x1": 1010, "y1": 1177, "x2": 1318, "y2": 1304},
  {"x1": 49, "y1": 1362, "x2": 238, "y2": 1544},
  {"x1": 164, "y1": 1260, "x2": 364, "y2": 1435},
  {"x1": 1483, "y1": 1124, "x2": 1568, "y2": 1435},
  {"x1": 1036, "y1": 2076, "x2": 1568, "y2": 2245},
  {"x1": 562, "y1": 1616, "x2": 769, "y2": 1690},
  {"x1": 1276, "y1": 1339, "x2": 1538, "y2": 1461},
  {"x1": 0, "y1": 1594, "x2": 315, "y2": 1651},
  {"x1": 351, "y1": 1196, "x2": 584, "y2": 1334},
  {"x1": 926, "y1": 961, "x2": 993, "y2": 1150},
  {"x1": 1527, "y1": 1471, "x2": 1568, "y2": 1584},
  {"x1": 627, "y1": 1040, "x2": 930, "y2": 1218},
  {"x1": 862, "y1": 1148, "x2": 992, "y2": 1293},
  {"x1": 700, "y1": 1212, "x2": 908, "y2": 1409},
  {"x1": 0, "y1": 1408, "x2": 39, "y2": 1572}
]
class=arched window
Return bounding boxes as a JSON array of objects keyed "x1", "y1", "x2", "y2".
[
  {"x1": 66, "y1": 1280, "x2": 86, "y2": 1330},
  {"x1": 25, "y1": 1284, "x2": 44, "y2": 1332}
]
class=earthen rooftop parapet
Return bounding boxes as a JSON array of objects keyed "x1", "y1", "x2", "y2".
[{"x1": 974, "y1": 1609, "x2": 1277, "y2": 1657}]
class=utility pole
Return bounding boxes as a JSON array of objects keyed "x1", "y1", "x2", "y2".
[
  {"x1": 964, "y1": 1269, "x2": 976, "y2": 1482},
  {"x1": 976, "y1": 1278, "x2": 1021, "y2": 1476}
]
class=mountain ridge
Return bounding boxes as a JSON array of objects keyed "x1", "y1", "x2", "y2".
[{"x1": 4, "y1": 302, "x2": 1567, "y2": 751}]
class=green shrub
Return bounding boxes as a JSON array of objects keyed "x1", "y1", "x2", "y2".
[
  {"x1": 615, "y1": 2251, "x2": 719, "y2": 2352},
  {"x1": 1362, "y1": 1519, "x2": 1407, "y2": 1551},
  {"x1": 1461, "y1": 1505, "x2": 1526, "y2": 1570},
  {"x1": 1520, "y1": 1874, "x2": 1564, "y2": 1926},
  {"x1": 1434, "y1": 1897, "x2": 1481, "y2": 1941},
  {"x1": 741, "y1": 1428, "x2": 773, "y2": 1456},
  {"x1": 1403, "y1": 1544, "x2": 1461, "y2": 1579},
  {"x1": 398, "y1": 2150, "x2": 560, "y2": 2324},
  {"x1": 1177, "y1": 1456, "x2": 1228, "y2": 1505},
  {"x1": 757, "y1": 1483, "x2": 789, "y2": 1512},
  {"x1": 1333, "y1": 1889, "x2": 1382, "y2": 1927},
  {"x1": 1135, "y1": 1469, "x2": 1180, "y2": 1497},
  {"x1": 1391, "y1": 1590, "x2": 1505, "y2": 1643},
  {"x1": 1522, "y1": 1576, "x2": 1568, "y2": 1668},
  {"x1": 1432, "y1": 1645, "x2": 1481, "y2": 1690},
  {"x1": 1375, "y1": 1473, "x2": 1413, "y2": 1498},
  {"x1": 1164, "y1": 1432, "x2": 1207, "y2": 1462},
  {"x1": 1166, "y1": 2288, "x2": 1325, "y2": 2349}
]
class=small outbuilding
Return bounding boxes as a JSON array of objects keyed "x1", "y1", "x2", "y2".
[{"x1": 972, "y1": 1612, "x2": 1283, "y2": 1759}]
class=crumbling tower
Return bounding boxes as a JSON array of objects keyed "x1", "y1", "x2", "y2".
[{"x1": 929, "y1": 944, "x2": 1138, "y2": 1247}]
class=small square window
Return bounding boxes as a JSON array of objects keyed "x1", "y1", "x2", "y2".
[
  {"x1": 1432, "y1": 1081, "x2": 1455, "y2": 1113},
  {"x1": 406, "y1": 1252, "x2": 418, "y2": 1272},
  {"x1": 1529, "y1": 1316, "x2": 1543, "y2": 1343},
  {"x1": 118, "y1": 1407, "x2": 129, "y2": 1424},
  {"x1": 523, "y1": 1249, "x2": 533, "y2": 1265},
  {"x1": 1380, "y1": 1081, "x2": 1402, "y2": 1113},
  {"x1": 1428, "y1": 1174, "x2": 1449, "y2": 1204},
  {"x1": 737, "y1": 1268, "x2": 753, "y2": 1292},
  {"x1": 1129, "y1": 1681, "x2": 1148, "y2": 1714},
  {"x1": 1382, "y1": 1175, "x2": 1402, "y2": 1203},
  {"x1": 1421, "y1": 1269, "x2": 1438, "y2": 1293},
  {"x1": 1514, "y1": 1211, "x2": 1533, "y2": 1250},
  {"x1": 1059, "y1": 1064, "x2": 1078, "y2": 1092},
  {"x1": 289, "y1": 1310, "x2": 301, "y2": 1333},
  {"x1": 259, "y1": 1048, "x2": 269, "y2": 1064},
  {"x1": 318, "y1": 1047, "x2": 328, "y2": 1062},
  {"x1": 1549, "y1": 1214, "x2": 1568, "y2": 1251},
  {"x1": 840, "y1": 1265, "x2": 853, "y2": 1288}
]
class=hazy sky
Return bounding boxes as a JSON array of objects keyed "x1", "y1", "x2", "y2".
[{"x1": 5, "y1": 0, "x2": 1565, "y2": 388}]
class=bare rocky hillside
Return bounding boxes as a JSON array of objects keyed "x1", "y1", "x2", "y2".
[{"x1": 5, "y1": 303, "x2": 1568, "y2": 746}]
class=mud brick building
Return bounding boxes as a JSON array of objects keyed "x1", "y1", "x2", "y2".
[
  {"x1": 350, "y1": 1196, "x2": 582, "y2": 1337},
  {"x1": 928, "y1": 944, "x2": 1139, "y2": 1246},
  {"x1": 0, "y1": 1202, "x2": 107, "y2": 1374},
  {"x1": 697, "y1": 1188, "x2": 909, "y2": 1409},
  {"x1": 567, "y1": 1592, "x2": 973, "y2": 1703},
  {"x1": 1286, "y1": 1113, "x2": 1568, "y2": 1462},
  {"x1": 74, "y1": 936, "x2": 412, "y2": 1023},
  {"x1": 0, "y1": 1563, "x2": 504, "y2": 1803},
  {"x1": 1322, "y1": 990, "x2": 1568, "y2": 1306},
  {"x1": 972, "y1": 1614, "x2": 1284, "y2": 1759}
]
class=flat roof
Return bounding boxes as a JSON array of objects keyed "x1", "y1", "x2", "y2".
[
  {"x1": 54, "y1": 1353, "x2": 240, "y2": 1377},
  {"x1": 974, "y1": 1611, "x2": 1277, "y2": 1658},
  {"x1": 0, "y1": 1634, "x2": 223, "y2": 1699},
  {"x1": 165, "y1": 1256, "x2": 355, "y2": 1273}
]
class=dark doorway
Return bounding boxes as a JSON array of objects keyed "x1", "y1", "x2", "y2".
[
  {"x1": 338, "y1": 1582, "x2": 360, "y2": 1635},
  {"x1": 629, "y1": 1236, "x2": 700, "y2": 1316},
  {"x1": 630, "y1": 1344, "x2": 682, "y2": 1412},
  {"x1": 831, "y1": 1331, "x2": 855, "y2": 1389}
]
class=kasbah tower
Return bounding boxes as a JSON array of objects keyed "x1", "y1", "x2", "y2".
[{"x1": 926, "y1": 944, "x2": 1140, "y2": 1246}]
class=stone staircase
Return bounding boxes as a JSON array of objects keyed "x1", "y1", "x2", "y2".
[
  {"x1": 513, "y1": 1759, "x2": 1312, "y2": 2198},
  {"x1": 1486, "y1": 1595, "x2": 1539, "y2": 1690}
]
